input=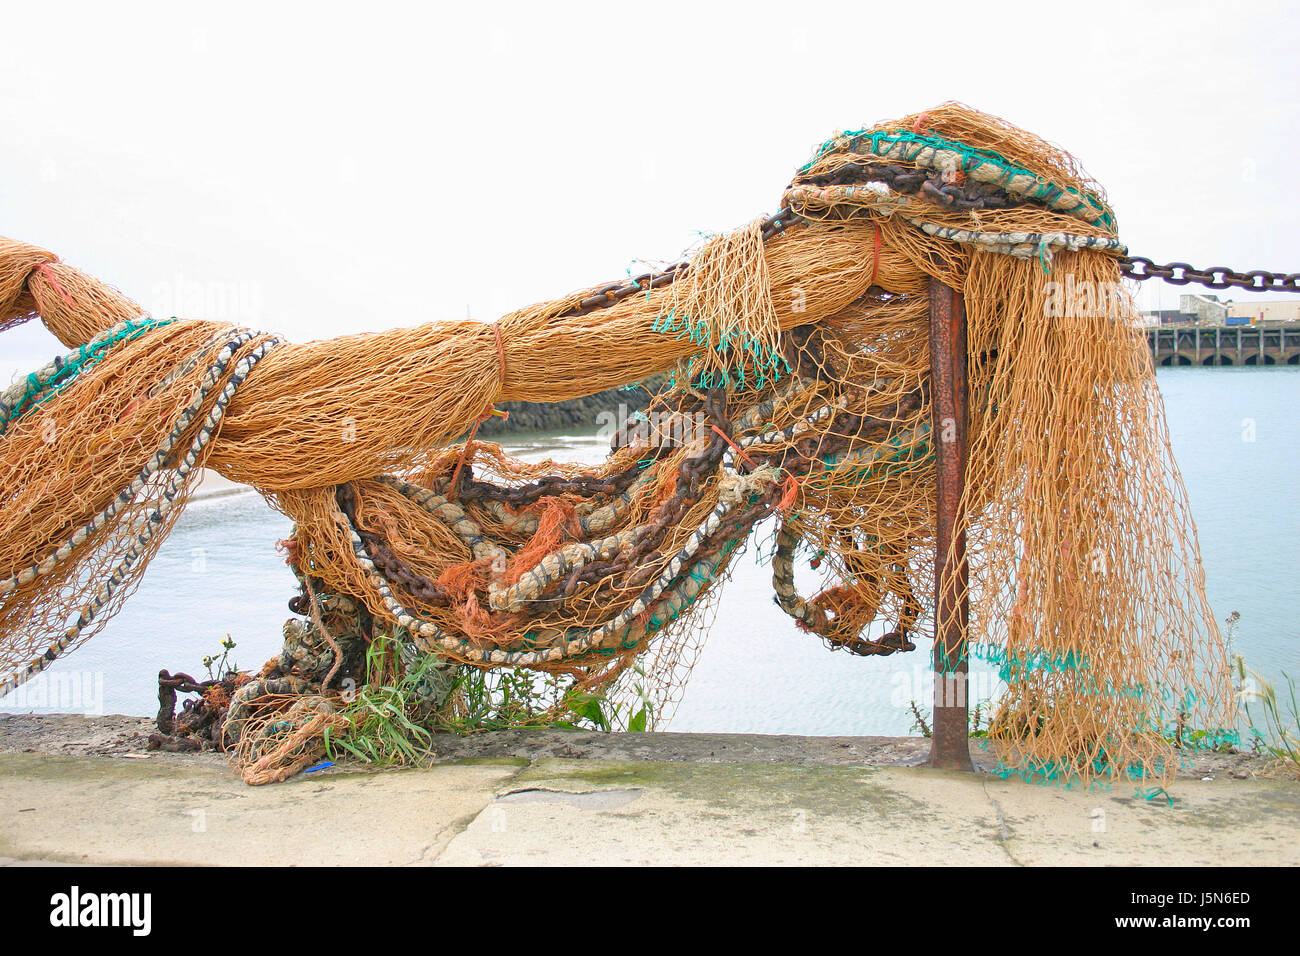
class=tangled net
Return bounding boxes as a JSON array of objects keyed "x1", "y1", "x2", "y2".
[{"x1": 0, "y1": 104, "x2": 1235, "y2": 785}]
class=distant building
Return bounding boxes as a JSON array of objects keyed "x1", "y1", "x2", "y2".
[
  {"x1": 1179, "y1": 294, "x2": 1228, "y2": 324},
  {"x1": 1223, "y1": 299, "x2": 1300, "y2": 324},
  {"x1": 1140, "y1": 308, "x2": 1197, "y2": 326},
  {"x1": 1177, "y1": 294, "x2": 1300, "y2": 325}
]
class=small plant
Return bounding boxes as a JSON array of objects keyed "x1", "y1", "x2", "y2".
[
  {"x1": 555, "y1": 689, "x2": 614, "y2": 732},
  {"x1": 906, "y1": 698, "x2": 990, "y2": 739},
  {"x1": 324, "y1": 637, "x2": 439, "y2": 766},
  {"x1": 201, "y1": 635, "x2": 238, "y2": 681},
  {"x1": 1236, "y1": 655, "x2": 1300, "y2": 777},
  {"x1": 441, "y1": 664, "x2": 568, "y2": 733},
  {"x1": 606, "y1": 658, "x2": 653, "y2": 732},
  {"x1": 439, "y1": 654, "x2": 653, "y2": 734},
  {"x1": 908, "y1": 700, "x2": 931, "y2": 738},
  {"x1": 326, "y1": 636, "x2": 654, "y2": 767}
]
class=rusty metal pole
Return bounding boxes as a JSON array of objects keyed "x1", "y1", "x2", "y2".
[{"x1": 927, "y1": 277, "x2": 974, "y2": 771}]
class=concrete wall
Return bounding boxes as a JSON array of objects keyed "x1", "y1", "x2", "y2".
[
  {"x1": 1179, "y1": 294, "x2": 1229, "y2": 323},
  {"x1": 1223, "y1": 299, "x2": 1300, "y2": 323}
]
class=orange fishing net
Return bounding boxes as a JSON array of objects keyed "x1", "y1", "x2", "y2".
[{"x1": 0, "y1": 103, "x2": 1235, "y2": 784}]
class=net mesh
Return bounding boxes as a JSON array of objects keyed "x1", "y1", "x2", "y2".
[{"x1": 0, "y1": 103, "x2": 1235, "y2": 784}]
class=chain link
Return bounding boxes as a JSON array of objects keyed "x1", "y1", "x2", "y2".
[
  {"x1": 1121, "y1": 256, "x2": 1300, "y2": 293},
  {"x1": 567, "y1": 246, "x2": 1300, "y2": 322}
]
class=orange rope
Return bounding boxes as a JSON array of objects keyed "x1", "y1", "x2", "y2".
[
  {"x1": 708, "y1": 424, "x2": 757, "y2": 469},
  {"x1": 493, "y1": 321, "x2": 506, "y2": 386},
  {"x1": 32, "y1": 261, "x2": 74, "y2": 307},
  {"x1": 448, "y1": 406, "x2": 493, "y2": 498},
  {"x1": 449, "y1": 322, "x2": 509, "y2": 498},
  {"x1": 778, "y1": 472, "x2": 800, "y2": 513},
  {"x1": 869, "y1": 223, "x2": 881, "y2": 288}
]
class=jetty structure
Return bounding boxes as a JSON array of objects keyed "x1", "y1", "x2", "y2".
[
  {"x1": 1147, "y1": 322, "x2": 1299, "y2": 366},
  {"x1": 0, "y1": 104, "x2": 1241, "y2": 786}
]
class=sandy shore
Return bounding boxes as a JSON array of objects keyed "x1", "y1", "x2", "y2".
[{"x1": 191, "y1": 468, "x2": 252, "y2": 501}]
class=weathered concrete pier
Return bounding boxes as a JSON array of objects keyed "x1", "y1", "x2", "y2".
[
  {"x1": 1, "y1": 715, "x2": 1297, "y2": 866},
  {"x1": 1147, "y1": 323, "x2": 1300, "y2": 366}
]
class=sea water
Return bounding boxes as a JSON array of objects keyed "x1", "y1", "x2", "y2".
[{"x1": 3, "y1": 368, "x2": 1296, "y2": 735}]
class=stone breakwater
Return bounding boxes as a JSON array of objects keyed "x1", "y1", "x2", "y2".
[{"x1": 477, "y1": 376, "x2": 664, "y2": 437}]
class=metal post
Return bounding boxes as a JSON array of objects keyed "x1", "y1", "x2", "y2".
[{"x1": 927, "y1": 278, "x2": 974, "y2": 771}]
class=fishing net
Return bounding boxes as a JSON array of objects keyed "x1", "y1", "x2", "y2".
[{"x1": 0, "y1": 103, "x2": 1236, "y2": 784}]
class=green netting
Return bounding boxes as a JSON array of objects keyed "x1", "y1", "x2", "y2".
[
  {"x1": 799, "y1": 127, "x2": 1115, "y2": 231},
  {"x1": 0, "y1": 317, "x2": 172, "y2": 436}
]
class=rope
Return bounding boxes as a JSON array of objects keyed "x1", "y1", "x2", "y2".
[
  {"x1": 798, "y1": 124, "x2": 1115, "y2": 230},
  {"x1": 302, "y1": 574, "x2": 343, "y2": 695},
  {"x1": 447, "y1": 322, "x2": 509, "y2": 499},
  {"x1": 708, "y1": 424, "x2": 757, "y2": 470},
  {"x1": 0, "y1": 102, "x2": 1236, "y2": 788},
  {"x1": 0, "y1": 317, "x2": 172, "y2": 436},
  {"x1": 32, "y1": 261, "x2": 74, "y2": 307},
  {"x1": 0, "y1": 329, "x2": 280, "y2": 698},
  {"x1": 870, "y1": 222, "x2": 882, "y2": 287}
]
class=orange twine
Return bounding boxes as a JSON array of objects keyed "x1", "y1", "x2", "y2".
[
  {"x1": 708, "y1": 424, "x2": 756, "y2": 470},
  {"x1": 869, "y1": 223, "x2": 881, "y2": 288},
  {"x1": 449, "y1": 322, "x2": 509, "y2": 498},
  {"x1": 493, "y1": 320, "x2": 506, "y2": 386},
  {"x1": 778, "y1": 472, "x2": 800, "y2": 513},
  {"x1": 32, "y1": 261, "x2": 74, "y2": 307}
]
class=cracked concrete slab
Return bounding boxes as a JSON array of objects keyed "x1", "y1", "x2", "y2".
[
  {"x1": 978, "y1": 773, "x2": 1300, "y2": 866},
  {"x1": 438, "y1": 760, "x2": 1013, "y2": 866},
  {"x1": 0, "y1": 753, "x2": 525, "y2": 866},
  {"x1": 0, "y1": 742, "x2": 1295, "y2": 866},
  {"x1": 496, "y1": 787, "x2": 645, "y2": 810},
  {"x1": 435, "y1": 759, "x2": 1300, "y2": 866}
]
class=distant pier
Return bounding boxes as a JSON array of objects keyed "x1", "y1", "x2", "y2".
[{"x1": 1146, "y1": 323, "x2": 1299, "y2": 366}]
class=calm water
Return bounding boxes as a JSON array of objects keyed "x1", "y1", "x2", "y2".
[{"x1": 4, "y1": 368, "x2": 1297, "y2": 734}]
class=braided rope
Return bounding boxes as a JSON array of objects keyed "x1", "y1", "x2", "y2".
[
  {"x1": 350, "y1": 383, "x2": 925, "y2": 667},
  {"x1": 771, "y1": 521, "x2": 829, "y2": 633},
  {"x1": 377, "y1": 472, "x2": 656, "y2": 613},
  {"x1": 0, "y1": 328, "x2": 262, "y2": 600},
  {"x1": 0, "y1": 330, "x2": 281, "y2": 698},
  {"x1": 0, "y1": 317, "x2": 171, "y2": 436},
  {"x1": 341, "y1": 499, "x2": 745, "y2": 669},
  {"x1": 905, "y1": 220, "x2": 1128, "y2": 261},
  {"x1": 770, "y1": 423, "x2": 928, "y2": 634},
  {"x1": 798, "y1": 127, "x2": 1115, "y2": 230},
  {"x1": 489, "y1": 526, "x2": 643, "y2": 614},
  {"x1": 781, "y1": 184, "x2": 1126, "y2": 262},
  {"x1": 346, "y1": 452, "x2": 780, "y2": 666}
]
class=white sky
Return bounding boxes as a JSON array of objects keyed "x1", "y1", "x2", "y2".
[{"x1": 2, "y1": 0, "x2": 1297, "y2": 382}]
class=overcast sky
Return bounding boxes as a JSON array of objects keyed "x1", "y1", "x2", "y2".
[{"x1": 2, "y1": 0, "x2": 1296, "y2": 382}]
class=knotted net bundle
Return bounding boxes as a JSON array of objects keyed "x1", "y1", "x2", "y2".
[{"x1": 0, "y1": 104, "x2": 1235, "y2": 784}]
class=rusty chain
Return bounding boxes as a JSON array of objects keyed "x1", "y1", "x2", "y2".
[
  {"x1": 560, "y1": 210, "x2": 795, "y2": 318},
  {"x1": 564, "y1": 223, "x2": 1300, "y2": 323},
  {"x1": 1120, "y1": 257, "x2": 1300, "y2": 293}
]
